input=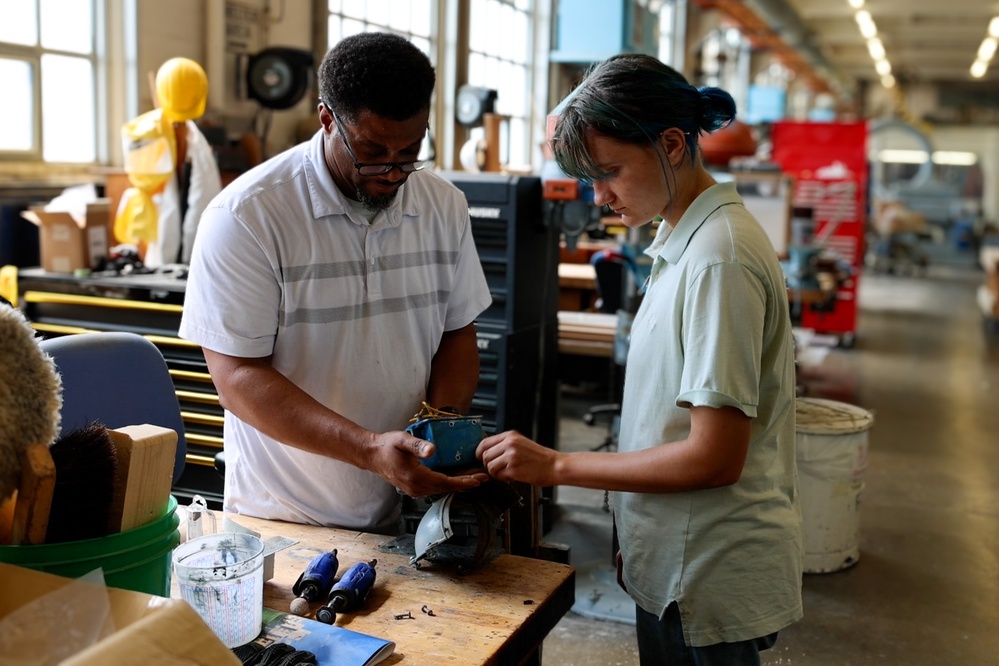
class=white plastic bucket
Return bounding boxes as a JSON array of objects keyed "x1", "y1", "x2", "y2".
[{"x1": 795, "y1": 398, "x2": 874, "y2": 573}]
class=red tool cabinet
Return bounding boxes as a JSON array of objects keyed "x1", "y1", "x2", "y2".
[{"x1": 771, "y1": 121, "x2": 869, "y2": 347}]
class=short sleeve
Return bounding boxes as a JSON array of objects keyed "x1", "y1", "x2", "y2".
[
  {"x1": 179, "y1": 205, "x2": 281, "y2": 358},
  {"x1": 676, "y1": 261, "x2": 766, "y2": 417}
]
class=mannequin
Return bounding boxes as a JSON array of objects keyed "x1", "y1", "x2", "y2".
[{"x1": 115, "y1": 58, "x2": 222, "y2": 268}]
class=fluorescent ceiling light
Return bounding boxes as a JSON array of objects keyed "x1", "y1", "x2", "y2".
[
  {"x1": 856, "y1": 11, "x2": 877, "y2": 39},
  {"x1": 880, "y1": 73, "x2": 896, "y2": 89},
  {"x1": 875, "y1": 150, "x2": 980, "y2": 166},
  {"x1": 990, "y1": 17, "x2": 999, "y2": 38},
  {"x1": 979, "y1": 37, "x2": 998, "y2": 61},
  {"x1": 932, "y1": 151, "x2": 978, "y2": 166},
  {"x1": 878, "y1": 149, "x2": 927, "y2": 164},
  {"x1": 848, "y1": 0, "x2": 864, "y2": 8},
  {"x1": 875, "y1": 59, "x2": 892, "y2": 76},
  {"x1": 868, "y1": 38, "x2": 886, "y2": 61},
  {"x1": 971, "y1": 60, "x2": 988, "y2": 78}
]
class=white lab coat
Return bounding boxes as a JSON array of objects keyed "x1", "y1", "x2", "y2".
[{"x1": 145, "y1": 121, "x2": 222, "y2": 268}]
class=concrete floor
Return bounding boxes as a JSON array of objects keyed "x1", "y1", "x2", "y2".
[{"x1": 540, "y1": 254, "x2": 999, "y2": 665}]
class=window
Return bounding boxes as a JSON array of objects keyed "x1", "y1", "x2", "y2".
[
  {"x1": 658, "y1": 0, "x2": 684, "y2": 70},
  {"x1": 467, "y1": 0, "x2": 533, "y2": 169},
  {"x1": 326, "y1": 0, "x2": 547, "y2": 172},
  {"x1": 326, "y1": 0, "x2": 435, "y2": 60},
  {"x1": 0, "y1": 0, "x2": 99, "y2": 163}
]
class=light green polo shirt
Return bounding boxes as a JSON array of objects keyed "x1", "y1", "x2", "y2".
[{"x1": 614, "y1": 181, "x2": 803, "y2": 646}]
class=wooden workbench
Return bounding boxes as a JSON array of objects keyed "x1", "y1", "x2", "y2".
[
  {"x1": 558, "y1": 262, "x2": 598, "y2": 312},
  {"x1": 210, "y1": 515, "x2": 575, "y2": 665}
]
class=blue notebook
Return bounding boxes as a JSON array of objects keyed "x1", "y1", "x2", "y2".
[{"x1": 252, "y1": 608, "x2": 395, "y2": 666}]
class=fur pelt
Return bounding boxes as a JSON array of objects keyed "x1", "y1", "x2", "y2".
[{"x1": 0, "y1": 304, "x2": 62, "y2": 500}]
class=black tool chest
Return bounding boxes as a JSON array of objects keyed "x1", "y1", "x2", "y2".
[{"x1": 442, "y1": 171, "x2": 559, "y2": 447}]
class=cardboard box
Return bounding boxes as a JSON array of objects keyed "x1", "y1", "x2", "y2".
[
  {"x1": 21, "y1": 200, "x2": 110, "y2": 274},
  {"x1": 0, "y1": 562, "x2": 238, "y2": 665}
]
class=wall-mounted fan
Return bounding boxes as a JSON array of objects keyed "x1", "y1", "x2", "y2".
[
  {"x1": 245, "y1": 47, "x2": 314, "y2": 110},
  {"x1": 456, "y1": 85, "x2": 497, "y2": 128}
]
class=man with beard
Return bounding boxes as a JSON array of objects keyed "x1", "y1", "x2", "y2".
[{"x1": 180, "y1": 33, "x2": 491, "y2": 532}]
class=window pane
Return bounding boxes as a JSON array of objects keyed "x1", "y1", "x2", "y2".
[
  {"x1": 327, "y1": 15, "x2": 342, "y2": 45},
  {"x1": 342, "y1": 18, "x2": 364, "y2": 38},
  {"x1": 0, "y1": 0, "x2": 38, "y2": 46},
  {"x1": 469, "y1": 0, "x2": 534, "y2": 170},
  {"x1": 327, "y1": 0, "x2": 340, "y2": 12},
  {"x1": 341, "y1": 0, "x2": 365, "y2": 19},
  {"x1": 508, "y1": 117, "x2": 526, "y2": 167},
  {"x1": 411, "y1": 36, "x2": 430, "y2": 60},
  {"x1": 0, "y1": 58, "x2": 35, "y2": 151},
  {"x1": 410, "y1": 0, "x2": 431, "y2": 38},
  {"x1": 367, "y1": 0, "x2": 389, "y2": 27},
  {"x1": 388, "y1": 0, "x2": 411, "y2": 33},
  {"x1": 42, "y1": 54, "x2": 95, "y2": 162},
  {"x1": 512, "y1": 9, "x2": 529, "y2": 64},
  {"x1": 40, "y1": 0, "x2": 92, "y2": 54}
]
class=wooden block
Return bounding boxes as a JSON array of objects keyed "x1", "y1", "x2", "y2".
[
  {"x1": 107, "y1": 425, "x2": 177, "y2": 533},
  {"x1": 0, "y1": 494, "x2": 15, "y2": 544},
  {"x1": 9, "y1": 444, "x2": 57, "y2": 545}
]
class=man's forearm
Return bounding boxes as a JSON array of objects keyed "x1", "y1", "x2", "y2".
[
  {"x1": 206, "y1": 351, "x2": 374, "y2": 468},
  {"x1": 427, "y1": 323, "x2": 480, "y2": 413}
]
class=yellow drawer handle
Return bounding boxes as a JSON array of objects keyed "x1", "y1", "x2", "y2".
[
  {"x1": 185, "y1": 454, "x2": 217, "y2": 467},
  {"x1": 30, "y1": 322, "x2": 99, "y2": 335},
  {"x1": 24, "y1": 290, "x2": 183, "y2": 313},
  {"x1": 187, "y1": 433, "x2": 224, "y2": 449},
  {"x1": 145, "y1": 334, "x2": 200, "y2": 348},
  {"x1": 176, "y1": 390, "x2": 220, "y2": 405},
  {"x1": 181, "y1": 411, "x2": 224, "y2": 426},
  {"x1": 171, "y1": 369, "x2": 214, "y2": 383}
]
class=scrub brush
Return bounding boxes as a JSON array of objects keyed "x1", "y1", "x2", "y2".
[{"x1": 45, "y1": 420, "x2": 119, "y2": 543}]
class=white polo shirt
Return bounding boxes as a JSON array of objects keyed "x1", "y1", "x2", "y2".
[
  {"x1": 614, "y1": 182, "x2": 803, "y2": 645},
  {"x1": 180, "y1": 130, "x2": 491, "y2": 531}
]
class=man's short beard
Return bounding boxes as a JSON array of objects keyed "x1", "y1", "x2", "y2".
[{"x1": 356, "y1": 187, "x2": 397, "y2": 212}]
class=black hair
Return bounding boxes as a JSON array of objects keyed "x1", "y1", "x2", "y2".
[
  {"x1": 552, "y1": 54, "x2": 736, "y2": 183},
  {"x1": 318, "y1": 32, "x2": 435, "y2": 122}
]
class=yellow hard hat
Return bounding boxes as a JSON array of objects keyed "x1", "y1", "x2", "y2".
[{"x1": 155, "y1": 57, "x2": 208, "y2": 122}]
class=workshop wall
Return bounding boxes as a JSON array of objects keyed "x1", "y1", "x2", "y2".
[{"x1": 135, "y1": 0, "x2": 316, "y2": 160}]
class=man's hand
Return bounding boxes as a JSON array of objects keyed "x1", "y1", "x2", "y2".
[
  {"x1": 369, "y1": 430, "x2": 488, "y2": 497},
  {"x1": 476, "y1": 430, "x2": 559, "y2": 487}
]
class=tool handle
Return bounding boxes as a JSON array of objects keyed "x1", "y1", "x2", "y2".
[
  {"x1": 329, "y1": 560, "x2": 377, "y2": 606},
  {"x1": 292, "y1": 549, "x2": 339, "y2": 600}
]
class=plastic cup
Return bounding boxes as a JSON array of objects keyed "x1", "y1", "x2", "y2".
[{"x1": 172, "y1": 532, "x2": 264, "y2": 647}]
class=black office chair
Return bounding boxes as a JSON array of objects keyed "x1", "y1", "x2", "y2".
[{"x1": 583, "y1": 250, "x2": 638, "y2": 451}]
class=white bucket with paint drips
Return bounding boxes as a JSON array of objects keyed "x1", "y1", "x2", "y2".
[{"x1": 795, "y1": 398, "x2": 874, "y2": 573}]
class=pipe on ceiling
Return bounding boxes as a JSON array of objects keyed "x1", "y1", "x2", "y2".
[{"x1": 743, "y1": 0, "x2": 851, "y2": 91}]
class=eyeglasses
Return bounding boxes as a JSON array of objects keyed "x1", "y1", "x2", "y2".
[{"x1": 328, "y1": 105, "x2": 434, "y2": 176}]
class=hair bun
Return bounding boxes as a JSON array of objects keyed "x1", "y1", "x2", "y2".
[{"x1": 697, "y1": 86, "x2": 737, "y2": 133}]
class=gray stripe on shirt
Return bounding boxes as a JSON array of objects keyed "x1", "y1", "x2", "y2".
[
  {"x1": 281, "y1": 290, "x2": 450, "y2": 325},
  {"x1": 282, "y1": 250, "x2": 458, "y2": 282}
]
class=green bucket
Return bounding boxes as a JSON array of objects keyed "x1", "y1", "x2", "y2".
[{"x1": 0, "y1": 496, "x2": 180, "y2": 596}]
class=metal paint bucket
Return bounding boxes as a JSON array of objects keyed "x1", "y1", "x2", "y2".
[{"x1": 795, "y1": 398, "x2": 874, "y2": 573}]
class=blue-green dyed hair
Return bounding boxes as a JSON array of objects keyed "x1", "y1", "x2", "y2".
[{"x1": 552, "y1": 54, "x2": 736, "y2": 183}]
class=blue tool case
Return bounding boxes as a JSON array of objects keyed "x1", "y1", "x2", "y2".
[{"x1": 405, "y1": 415, "x2": 485, "y2": 471}]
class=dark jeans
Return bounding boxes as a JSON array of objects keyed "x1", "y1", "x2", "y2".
[{"x1": 635, "y1": 602, "x2": 778, "y2": 666}]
